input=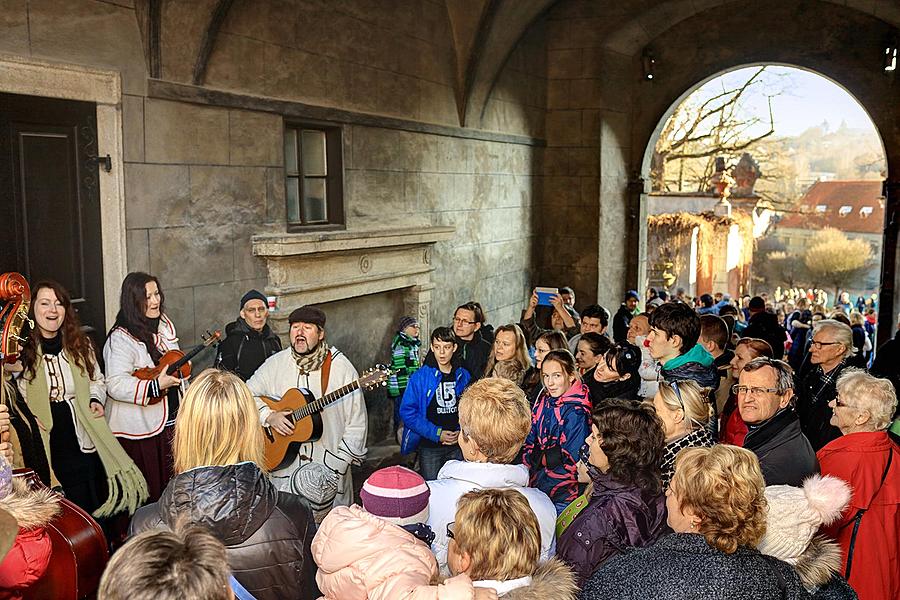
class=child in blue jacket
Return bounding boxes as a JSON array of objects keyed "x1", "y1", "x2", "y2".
[{"x1": 400, "y1": 327, "x2": 471, "y2": 480}]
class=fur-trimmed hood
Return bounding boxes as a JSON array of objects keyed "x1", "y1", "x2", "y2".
[
  {"x1": 794, "y1": 535, "x2": 843, "y2": 589},
  {"x1": 502, "y1": 559, "x2": 578, "y2": 600},
  {"x1": 0, "y1": 479, "x2": 60, "y2": 529}
]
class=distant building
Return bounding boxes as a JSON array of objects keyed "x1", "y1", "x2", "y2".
[
  {"x1": 646, "y1": 153, "x2": 768, "y2": 298},
  {"x1": 773, "y1": 180, "x2": 884, "y2": 291}
]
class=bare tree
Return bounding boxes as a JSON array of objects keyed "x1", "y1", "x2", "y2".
[
  {"x1": 652, "y1": 66, "x2": 782, "y2": 192},
  {"x1": 803, "y1": 228, "x2": 874, "y2": 300}
]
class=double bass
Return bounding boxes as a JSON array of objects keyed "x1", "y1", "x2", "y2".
[{"x1": 0, "y1": 273, "x2": 109, "y2": 599}]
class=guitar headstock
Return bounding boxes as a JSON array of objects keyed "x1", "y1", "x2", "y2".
[{"x1": 360, "y1": 364, "x2": 392, "y2": 390}]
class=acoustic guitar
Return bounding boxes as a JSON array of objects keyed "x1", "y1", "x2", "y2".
[{"x1": 260, "y1": 365, "x2": 391, "y2": 471}]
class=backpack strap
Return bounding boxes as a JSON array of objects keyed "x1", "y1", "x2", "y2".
[
  {"x1": 320, "y1": 349, "x2": 333, "y2": 394},
  {"x1": 844, "y1": 446, "x2": 893, "y2": 578}
]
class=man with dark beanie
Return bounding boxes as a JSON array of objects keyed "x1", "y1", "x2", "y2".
[
  {"x1": 742, "y1": 296, "x2": 787, "y2": 360},
  {"x1": 215, "y1": 290, "x2": 282, "y2": 381},
  {"x1": 247, "y1": 305, "x2": 368, "y2": 512}
]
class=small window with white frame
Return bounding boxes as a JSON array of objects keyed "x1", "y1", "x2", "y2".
[
  {"x1": 860, "y1": 206, "x2": 873, "y2": 218},
  {"x1": 815, "y1": 205, "x2": 827, "y2": 213},
  {"x1": 838, "y1": 205, "x2": 852, "y2": 216}
]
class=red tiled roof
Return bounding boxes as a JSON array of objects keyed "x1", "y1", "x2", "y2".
[{"x1": 778, "y1": 180, "x2": 884, "y2": 234}]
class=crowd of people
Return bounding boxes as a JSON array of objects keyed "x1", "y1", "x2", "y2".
[{"x1": 0, "y1": 273, "x2": 898, "y2": 600}]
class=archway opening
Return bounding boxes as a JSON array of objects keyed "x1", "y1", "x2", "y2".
[{"x1": 641, "y1": 64, "x2": 886, "y2": 320}]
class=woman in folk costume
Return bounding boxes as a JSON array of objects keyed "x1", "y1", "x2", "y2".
[
  {"x1": 104, "y1": 272, "x2": 183, "y2": 502},
  {"x1": 16, "y1": 281, "x2": 147, "y2": 518}
]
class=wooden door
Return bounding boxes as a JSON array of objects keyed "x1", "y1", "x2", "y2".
[{"x1": 0, "y1": 92, "x2": 106, "y2": 343}]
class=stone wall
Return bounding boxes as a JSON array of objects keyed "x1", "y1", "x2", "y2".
[{"x1": 0, "y1": 0, "x2": 546, "y2": 442}]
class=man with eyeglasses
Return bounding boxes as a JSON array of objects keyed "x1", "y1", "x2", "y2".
[
  {"x1": 446, "y1": 302, "x2": 492, "y2": 380},
  {"x1": 738, "y1": 357, "x2": 818, "y2": 486},
  {"x1": 796, "y1": 319, "x2": 853, "y2": 451},
  {"x1": 215, "y1": 289, "x2": 282, "y2": 381}
]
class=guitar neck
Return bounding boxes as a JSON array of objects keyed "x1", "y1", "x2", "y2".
[{"x1": 293, "y1": 380, "x2": 361, "y2": 420}]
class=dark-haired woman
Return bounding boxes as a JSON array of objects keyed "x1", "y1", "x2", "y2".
[
  {"x1": 556, "y1": 399, "x2": 667, "y2": 586},
  {"x1": 575, "y1": 332, "x2": 611, "y2": 376},
  {"x1": 522, "y1": 349, "x2": 592, "y2": 514},
  {"x1": 104, "y1": 272, "x2": 183, "y2": 502},
  {"x1": 17, "y1": 281, "x2": 148, "y2": 517},
  {"x1": 584, "y1": 343, "x2": 641, "y2": 405}
]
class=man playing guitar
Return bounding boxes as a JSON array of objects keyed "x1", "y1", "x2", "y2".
[{"x1": 248, "y1": 306, "x2": 368, "y2": 510}]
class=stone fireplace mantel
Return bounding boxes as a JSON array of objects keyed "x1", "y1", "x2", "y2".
[{"x1": 252, "y1": 226, "x2": 455, "y2": 336}]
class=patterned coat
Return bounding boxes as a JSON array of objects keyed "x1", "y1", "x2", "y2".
[{"x1": 522, "y1": 380, "x2": 592, "y2": 513}]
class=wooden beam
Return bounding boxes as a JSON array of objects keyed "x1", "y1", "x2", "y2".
[
  {"x1": 192, "y1": 0, "x2": 235, "y2": 86},
  {"x1": 147, "y1": 78, "x2": 546, "y2": 147}
]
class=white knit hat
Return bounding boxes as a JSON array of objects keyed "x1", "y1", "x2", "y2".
[{"x1": 758, "y1": 474, "x2": 851, "y2": 564}]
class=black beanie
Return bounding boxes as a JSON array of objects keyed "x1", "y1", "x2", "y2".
[{"x1": 240, "y1": 289, "x2": 268, "y2": 311}]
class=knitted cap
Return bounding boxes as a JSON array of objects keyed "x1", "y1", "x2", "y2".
[
  {"x1": 288, "y1": 305, "x2": 326, "y2": 328},
  {"x1": 758, "y1": 475, "x2": 851, "y2": 564},
  {"x1": 239, "y1": 289, "x2": 268, "y2": 311},
  {"x1": 360, "y1": 466, "x2": 430, "y2": 526},
  {"x1": 398, "y1": 316, "x2": 419, "y2": 332},
  {"x1": 290, "y1": 462, "x2": 339, "y2": 524}
]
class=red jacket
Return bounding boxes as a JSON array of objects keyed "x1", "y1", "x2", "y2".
[
  {"x1": 0, "y1": 527, "x2": 53, "y2": 599},
  {"x1": 817, "y1": 431, "x2": 900, "y2": 600}
]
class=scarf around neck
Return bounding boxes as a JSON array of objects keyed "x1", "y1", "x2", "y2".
[
  {"x1": 25, "y1": 347, "x2": 149, "y2": 517},
  {"x1": 292, "y1": 338, "x2": 328, "y2": 374}
]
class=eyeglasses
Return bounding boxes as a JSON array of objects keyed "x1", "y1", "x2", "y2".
[
  {"x1": 453, "y1": 317, "x2": 475, "y2": 326},
  {"x1": 446, "y1": 522, "x2": 455, "y2": 539},
  {"x1": 671, "y1": 380, "x2": 687, "y2": 414},
  {"x1": 831, "y1": 395, "x2": 863, "y2": 410},
  {"x1": 732, "y1": 385, "x2": 779, "y2": 397},
  {"x1": 811, "y1": 339, "x2": 841, "y2": 349}
]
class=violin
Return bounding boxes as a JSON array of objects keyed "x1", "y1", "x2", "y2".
[{"x1": 133, "y1": 329, "x2": 220, "y2": 403}]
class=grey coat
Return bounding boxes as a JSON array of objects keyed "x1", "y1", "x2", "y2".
[{"x1": 580, "y1": 533, "x2": 811, "y2": 600}]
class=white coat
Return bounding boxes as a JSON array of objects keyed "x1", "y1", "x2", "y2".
[
  {"x1": 426, "y1": 459, "x2": 557, "y2": 574},
  {"x1": 248, "y1": 346, "x2": 368, "y2": 507}
]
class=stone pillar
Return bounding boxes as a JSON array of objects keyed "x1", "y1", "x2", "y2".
[{"x1": 403, "y1": 283, "x2": 434, "y2": 347}]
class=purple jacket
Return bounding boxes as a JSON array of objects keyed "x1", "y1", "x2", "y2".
[{"x1": 557, "y1": 470, "x2": 667, "y2": 585}]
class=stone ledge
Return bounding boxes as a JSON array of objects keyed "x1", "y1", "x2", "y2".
[
  {"x1": 253, "y1": 226, "x2": 454, "y2": 336},
  {"x1": 252, "y1": 225, "x2": 455, "y2": 257}
]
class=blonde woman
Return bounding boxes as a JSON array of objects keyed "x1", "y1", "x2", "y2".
[
  {"x1": 129, "y1": 369, "x2": 319, "y2": 600},
  {"x1": 651, "y1": 380, "x2": 713, "y2": 487},
  {"x1": 448, "y1": 488, "x2": 578, "y2": 599},
  {"x1": 483, "y1": 324, "x2": 531, "y2": 386},
  {"x1": 581, "y1": 445, "x2": 807, "y2": 599}
]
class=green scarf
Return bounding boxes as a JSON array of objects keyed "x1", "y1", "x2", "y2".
[{"x1": 26, "y1": 348, "x2": 149, "y2": 517}]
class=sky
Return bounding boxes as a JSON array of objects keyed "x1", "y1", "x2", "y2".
[{"x1": 687, "y1": 65, "x2": 879, "y2": 138}]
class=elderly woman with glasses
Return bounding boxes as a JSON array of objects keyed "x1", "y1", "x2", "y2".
[
  {"x1": 797, "y1": 319, "x2": 855, "y2": 451},
  {"x1": 651, "y1": 380, "x2": 714, "y2": 488},
  {"x1": 817, "y1": 368, "x2": 900, "y2": 600},
  {"x1": 738, "y1": 357, "x2": 818, "y2": 486},
  {"x1": 580, "y1": 445, "x2": 808, "y2": 600}
]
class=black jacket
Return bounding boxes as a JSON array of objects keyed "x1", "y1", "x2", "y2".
[
  {"x1": 871, "y1": 332, "x2": 900, "y2": 416},
  {"x1": 581, "y1": 533, "x2": 810, "y2": 600},
  {"x1": 129, "y1": 462, "x2": 319, "y2": 600},
  {"x1": 743, "y1": 407, "x2": 819, "y2": 486},
  {"x1": 583, "y1": 369, "x2": 641, "y2": 405},
  {"x1": 215, "y1": 318, "x2": 282, "y2": 381},
  {"x1": 743, "y1": 311, "x2": 788, "y2": 360},
  {"x1": 454, "y1": 329, "x2": 492, "y2": 380},
  {"x1": 612, "y1": 305, "x2": 632, "y2": 344},
  {"x1": 796, "y1": 364, "x2": 845, "y2": 451}
]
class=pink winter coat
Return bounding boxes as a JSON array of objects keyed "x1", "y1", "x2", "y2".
[{"x1": 312, "y1": 505, "x2": 476, "y2": 600}]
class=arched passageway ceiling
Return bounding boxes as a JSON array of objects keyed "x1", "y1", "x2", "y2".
[{"x1": 603, "y1": 0, "x2": 900, "y2": 56}]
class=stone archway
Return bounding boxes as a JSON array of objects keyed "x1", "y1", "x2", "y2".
[
  {"x1": 553, "y1": 0, "x2": 900, "y2": 339},
  {"x1": 637, "y1": 63, "x2": 889, "y2": 307}
]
